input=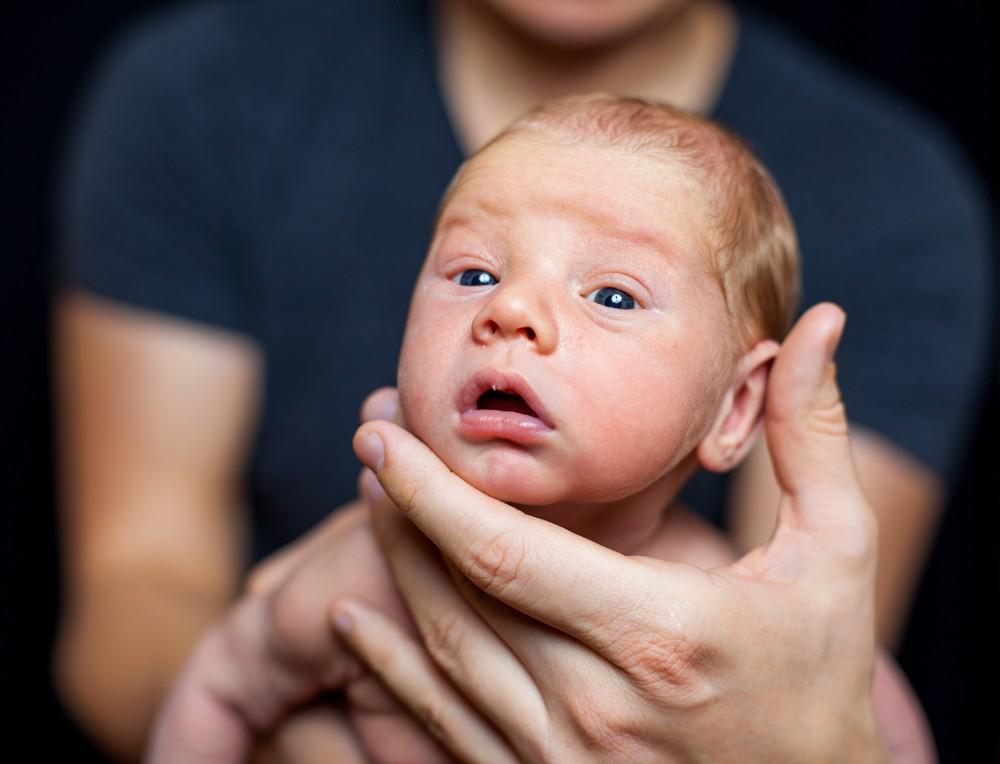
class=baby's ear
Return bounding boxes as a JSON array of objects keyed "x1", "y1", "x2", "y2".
[{"x1": 696, "y1": 339, "x2": 779, "y2": 473}]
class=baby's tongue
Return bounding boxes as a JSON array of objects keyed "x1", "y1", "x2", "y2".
[{"x1": 477, "y1": 390, "x2": 537, "y2": 417}]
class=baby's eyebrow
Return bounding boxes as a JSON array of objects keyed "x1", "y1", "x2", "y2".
[
  {"x1": 436, "y1": 194, "x2": 686, "y2": 265},
  {"x1": 593, "y1": 221, "x2": 680, "y2": 260},
  {"x1": 436, "y1": 195, "x2": 511, "y2": 232},
  {"x1": 434, "y1": 212, "x2": 487, "y2": 237},
  {"x1": 547, "y1": 196, "x2": 683, "y2": 261},
  {"x1": 568, "y1": 210, "x2": 680, "y2": 260}
]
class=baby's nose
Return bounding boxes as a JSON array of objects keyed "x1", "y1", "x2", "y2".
[{"x1": 471, "y1": 284, "x2": 557, "y2": 354}]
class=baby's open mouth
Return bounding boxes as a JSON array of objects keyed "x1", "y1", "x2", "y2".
[
  {"x1": 476, "y1": 389, "x2": 539, "y2": 418},
  {"x1": 456, "y1": 369, "x2": 556, "y2": 445}
]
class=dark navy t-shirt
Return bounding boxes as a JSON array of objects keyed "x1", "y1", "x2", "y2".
[{"x1": 58, "y1": 1, "x2": 993, "y2": 564}]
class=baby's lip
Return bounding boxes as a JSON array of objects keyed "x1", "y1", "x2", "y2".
[{"x1": 457, "y1": 368, "x2": 556, "y2": 429}]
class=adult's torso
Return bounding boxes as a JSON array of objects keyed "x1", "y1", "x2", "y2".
[{"x1": 76, "y1": 1, "x2": 981, "y2": 564}]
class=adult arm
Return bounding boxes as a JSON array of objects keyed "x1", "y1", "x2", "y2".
[
  {"x1": 52, "y1": 292, "x2": 263, "y2": 761},
  {"x1": 51, "y1": 17, "x2": 277, "y2": 757}
]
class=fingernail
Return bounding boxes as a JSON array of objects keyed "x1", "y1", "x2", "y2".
[
  {"x1": 360, "y1": 468, "x2": 387, "y2": 506},
  {"x1": 356, "y1": 431, "x2": 385, "y2": 470},
  {"x1": 332, "y1": 607, "x2": 353, "y2": 636}
]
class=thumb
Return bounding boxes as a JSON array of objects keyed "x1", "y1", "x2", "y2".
[{"x1": 765, "y1": 303, "x2": 866, "y2": 530}]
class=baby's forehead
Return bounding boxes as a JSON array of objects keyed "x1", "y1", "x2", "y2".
[
  {"x1": 437, "y1": 133, "x2": 714, "y2": 238},
  {"x1": 460, "y1": 130, "x2": 703, "y2": 187}
]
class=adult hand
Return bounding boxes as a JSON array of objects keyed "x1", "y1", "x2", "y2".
[{"x1": 337, "y1": 303, "x2": 893, "y2": 762}]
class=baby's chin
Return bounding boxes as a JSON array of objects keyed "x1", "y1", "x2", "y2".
[
  {"x1": 449, "y1": 454, "x2": 571, "y2": 507},
  {"x1": 442, "y1": 443, "x2": 580, "y2": 507}
]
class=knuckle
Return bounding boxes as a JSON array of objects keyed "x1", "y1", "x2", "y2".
[
  {"x1": 422, "y1": 606, "x2": 468, "y2": 677},
  {"x1": 563, "y1": 696, "x2": 642, "y2": 756},
  {"x1": 413, "y1": 697, "x2": 451, "y2": 746},
  {"x1": 808, "y1": 396, "x2": 849, "y2": 438},
  {"x1": 263, "y1": 584, "x2": 322, "y2": 668},
  {"x1": 614, "y1": 632, "x2": 717, "y2": 708},
  {"x1": 514, "y1": 720, "x2": 561, "y2": 764},
  {"x1": 464, "y1": 526, "x2": 527, "y2": 598},
  {"x1": 395, "y1": 474, "x2": 425, "y2": 515}
]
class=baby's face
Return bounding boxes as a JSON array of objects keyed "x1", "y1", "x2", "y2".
[{"x1": 398, "y1": 135, "x2": 735, "y2": 505}]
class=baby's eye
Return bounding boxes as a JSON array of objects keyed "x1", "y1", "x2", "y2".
[
  {"x1": 586, "y1": 287, "x2": 636, "y2": 310},
  {"x1": 454, "y1": 269, "x2": 498, "y2": 286}
]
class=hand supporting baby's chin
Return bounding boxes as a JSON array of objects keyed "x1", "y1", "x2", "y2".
[{"x1": 429, "y1": 447, "x2": 701, "y2": 556}]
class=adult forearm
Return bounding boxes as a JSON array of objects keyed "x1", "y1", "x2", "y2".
[{"x1": 54, "y1": 571, "x2": 233, "y2": 762}]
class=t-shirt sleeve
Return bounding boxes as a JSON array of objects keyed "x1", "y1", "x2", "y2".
[
  {"x1": 56, "y1": 12, "x2": 254, "y2": 337},
  {"x1": 809, "y1": 126, "x2": 993, "y2": 482}
]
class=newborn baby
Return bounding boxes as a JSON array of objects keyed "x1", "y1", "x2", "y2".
[{"x1": 394, "y1": 94, "x2": 796, "y2": 555}]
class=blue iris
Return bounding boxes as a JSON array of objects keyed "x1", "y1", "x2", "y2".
[
  {"x1": 590, "y1": 287, "x2": 635, "y2": 310},
  {"x1": 457, "y1": 269, "x2": 498, "y2": 286}
]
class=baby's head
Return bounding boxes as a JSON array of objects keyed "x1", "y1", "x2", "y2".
[{"x1": 397, "y1": 94, "x2": 799, "y2": 508}]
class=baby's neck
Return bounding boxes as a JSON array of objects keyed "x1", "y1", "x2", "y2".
[{"x1": 514, "y1": 455, "x2": 699, "y2": 555}]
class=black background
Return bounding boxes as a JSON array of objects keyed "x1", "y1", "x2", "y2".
[{"x1": 4, "y1": 1, "x2": 996, "y2": 760}]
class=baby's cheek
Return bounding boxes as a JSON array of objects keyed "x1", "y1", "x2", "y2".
[
  {"x1": 567, "y1": 391, "x2": 704, "y2": 500},
  {"x1": 397, "y1": 367, "x2": 444, "y2": 452},
  {"x1": 566, "y1": 442, "x2": 672, "y2": 502},
  {"x1": 397, "y1": 317, "x2": 449, "y2": 431},
  {"x1": 397, "y1": 351, "x2": 467, "y2": 479}
]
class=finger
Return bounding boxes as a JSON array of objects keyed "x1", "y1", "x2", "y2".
[
  {"x1": 360, "y1": 386, "x2": 405, "y2": 427},
  {"x1": 345, "y1": 674, "x2": 455, "y2": 764},
  {"x1": 441, "y1": 555, "x2": 621, "y2": 714},
  {"x1": 370, "y1": 498, "x2": 548, "y2": 745},
  {"x1": 332, "y1": 600, "x2": 520, "y2": 764},
  {"x1": 370, "y1": 479, "x2": 713, "y2": 727},
  {"x1": 254, "y1": 703, "x2": 369, "y2": 764},
  {"x1": 353, "y1": 421, "x2": 694, "y2": 650},
  {"x1": 765, "y1": 303, "x2": 870, "y2": 531}
]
